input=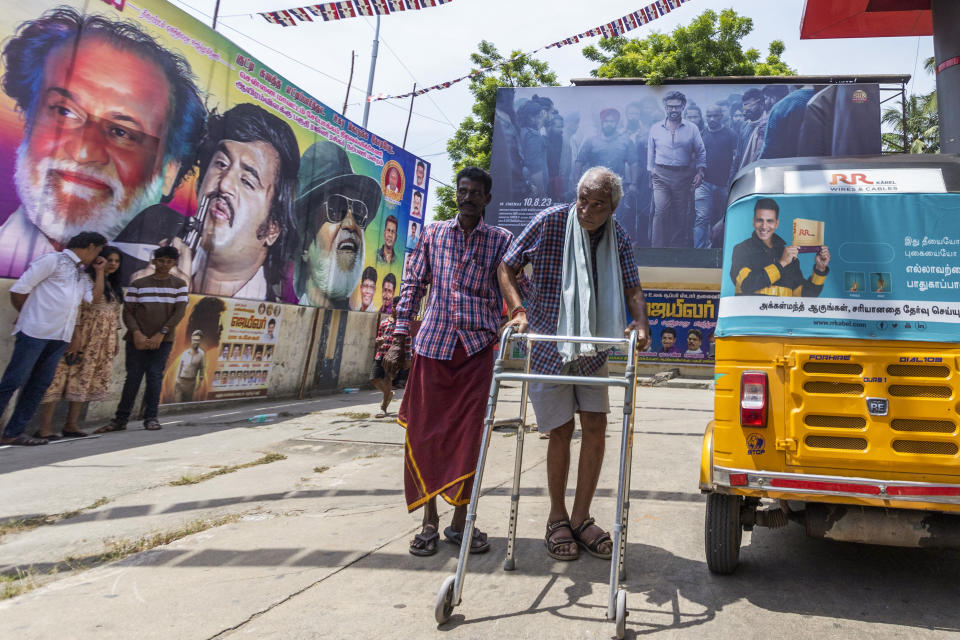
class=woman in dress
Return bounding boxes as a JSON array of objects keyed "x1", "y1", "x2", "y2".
[{"x1": 34, "y1": 247, "x2": 124, "y2": 439}]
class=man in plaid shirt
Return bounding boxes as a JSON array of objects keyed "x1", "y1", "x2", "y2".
[
  {"x1": 499, "y1": 167, "x2": 650, "y2": 562},
  {"x1": 369, "y1": 296, "x2": 409, "y2": 417},
  {"x1": 384, "y1": 167, "x2": 512, "y2": 557}
]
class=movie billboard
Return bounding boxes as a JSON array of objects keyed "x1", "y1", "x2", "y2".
[
  {"x1": 160, "y1": 295, "x2": 282, "y2": 403},
  {"x1": 489, "y1": 83, "x2": 881, "y2": 265},
  {"x1": 716, "y1": 169, "x2": 960, "y2": 343},
  {"x1": 0, "y1": 0, "x2": 427, "y2": 314}
]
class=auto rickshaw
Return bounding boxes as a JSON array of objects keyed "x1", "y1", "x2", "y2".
[{"x1": 701, "y1": 154, "x2": 960, "y2": 573}]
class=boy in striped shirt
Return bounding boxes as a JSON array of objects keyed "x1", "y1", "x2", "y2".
[{"x1": 97, "y1": 246, "x2": 188, "y2": 432}]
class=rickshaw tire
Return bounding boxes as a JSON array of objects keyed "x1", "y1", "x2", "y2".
[{"x1": 705, "y1": 492, "x2": 743, "y2": 575}]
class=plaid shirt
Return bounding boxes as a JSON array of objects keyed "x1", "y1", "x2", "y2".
[
  {"x1": 395, "y1": 216, "x2": 513, "y2": 360},
  {"x1": 374, "y1": 315, "x2": 411, "y2": 361},
  {"x1": 502, "y1": 204, "x2": 642, "y2": 375}
]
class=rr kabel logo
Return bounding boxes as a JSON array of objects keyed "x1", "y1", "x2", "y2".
[{"x1": 830, "y1": 173, "x2": 874, "y2": 186}]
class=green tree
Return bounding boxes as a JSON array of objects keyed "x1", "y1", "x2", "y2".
[
  {"x1": 882, "y1": 56, "x2": 939, "y2": 153},
  {"x1": 434, "y1": 41, "x2": 558, "y2": 220},
  {"x1": 582, "y1": 9, "x2": 794, "y2": 84}
]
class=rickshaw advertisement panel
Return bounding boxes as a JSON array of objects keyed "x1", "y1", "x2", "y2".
[{"x1": 717, "y1": 169, "x2": 960, "y2": 343}]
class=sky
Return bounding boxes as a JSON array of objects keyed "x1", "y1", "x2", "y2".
[{"x1": 169, "y1": 0, "x2": 937, "y2": 220}]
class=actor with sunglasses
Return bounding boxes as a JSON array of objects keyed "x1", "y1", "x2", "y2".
[
  {"x1": 190, "y1": 104, "x2": 300, "y2": 301},
  {"x1": 294, "y1": 141, "x2": 381, "y2": 309}
]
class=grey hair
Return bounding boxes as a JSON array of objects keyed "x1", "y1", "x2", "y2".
[{"x1": 577, "y1": 167, "x2": 623, "y2": 210}]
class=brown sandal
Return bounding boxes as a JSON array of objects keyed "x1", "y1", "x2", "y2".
[
  {"x1": 544, "y1": 519, "x2": 579, "y2": 561},
  {"x1": 571, "y1": 517, "x2": 612, "y2": 559}
]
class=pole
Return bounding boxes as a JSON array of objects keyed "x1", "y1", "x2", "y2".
[
  {"x1": 362, "y1": 14, "x2": 381, "y2": 129},
  {"x1": 343, "y1": 51, "x2": 355, "y2": 116},
  {"x1": 212, "y1": 0, "x2": 221, "y2": 30},
  {"x1": 402, "y1": 83, "x2": 416, "y2": 147},
  {"x1": 932, "y1": 0, "x2": 960, "y2": 153},
  {"x1": 901, "y1": 83, "x2": 908, "y2": 153}
]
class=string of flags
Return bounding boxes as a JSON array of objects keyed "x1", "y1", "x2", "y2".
[
  {"x1": 365, "y1": 0, "x2": 693, "y2": 102},
  {"x1": 260, "y1": 0, "x2": 452, "y2": 26}
]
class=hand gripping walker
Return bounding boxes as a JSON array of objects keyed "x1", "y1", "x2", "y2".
[{"x1": 434, "y1": 327, "x2": 640, "y2": 639}]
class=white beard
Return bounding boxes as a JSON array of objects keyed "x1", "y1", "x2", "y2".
[
  {"x1": 309, "y1": 240, "x2": 364, "y2": 302},
  {"x1": 14, "y1": 142, "x2": 165, "y2": 244}
]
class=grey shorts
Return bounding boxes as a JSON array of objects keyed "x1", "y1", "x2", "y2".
[{"x1": 528, "y1": 363, "x2": 610, "y2": 433}]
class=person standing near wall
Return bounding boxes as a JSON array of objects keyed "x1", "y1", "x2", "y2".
[
  {"x1": 0, "y1": 232, "x2": 106, "y2": 446},
  {"x1": 97, "y1": 246, "x2": 187, "y2": 432},
  {"x1": 384, "y1": 166, "x2": 513, "y2": 557},
  {"x1": 34, "y1": 245, "x2": 124, "y2": 439}
]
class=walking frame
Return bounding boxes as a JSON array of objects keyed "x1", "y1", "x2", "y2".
[{"x1": 434, "y1": 327, "x2": 640, "y2": 639}]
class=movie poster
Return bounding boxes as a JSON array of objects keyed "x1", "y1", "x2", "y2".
[
  {"x1": 638, "y1": 290, "x2": 717, "y2": 365},
  {"x1": 489, "y1": 83, "x2": 881, "y2": 266},
  {"x1": 0, "y1": 0, "x2": 427, "y2": 315},
  {"x1": 160, "y1": 295, "x2": 282, "y2": 403}
]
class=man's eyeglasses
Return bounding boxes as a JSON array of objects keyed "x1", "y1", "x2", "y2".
[{"x1": 323, "y1": 193, "x2": 373, "y2": 229}]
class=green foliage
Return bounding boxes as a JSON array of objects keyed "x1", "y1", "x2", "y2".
[
  {"x1": 434, "y1": 41, "x2": 558, "y2": 220},
  {"x1": 882, "y1": 57, "x2": 939, "y2": 154},
  {"x1": 582, "y1": 9, "x2": 794, "y2": 85}
]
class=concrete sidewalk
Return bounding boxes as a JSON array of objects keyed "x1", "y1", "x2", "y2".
[{"x1": 1, "y1": 384, "x2": 958, "y2": 639}]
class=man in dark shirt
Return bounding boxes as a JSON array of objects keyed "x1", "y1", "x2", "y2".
[
  {"x1": 694, "y1": 106, "x2": 738, "y2": 248},
  {"x1": 98, "y1": 246, "x2": 187, "y2": 432},
  {"x1": 730, "y1": 198, "x2": 830, "y2": 297}
]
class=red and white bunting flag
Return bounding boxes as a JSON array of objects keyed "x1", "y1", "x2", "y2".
[
  {"x1": 354, "y1": 0, "x2": 375, "y2": 15},
  {"x1": 624, "y1": 12, "x2": 638, "y2": 29},
  {"x1": 334, "y1": 1, "x2": 357, "y2": 16},
  {"x1": 386, "y1": 0, "x2": 405, "y2": 11},
  {"x1": 320, "y1": 4, "x2": 340, "y2": 20},
  {"x1": 371, "y1": 0, "x2": 391, "y2": 14},
  {"x1": 655, "y1": 0, "x2": 670, "y2": 14},
  {"x1": 261, "y1": 12, "x2": 282, "y2": 25},
  {"x1": 289, "y1": 7, "x2": 312, "y2": 21}
]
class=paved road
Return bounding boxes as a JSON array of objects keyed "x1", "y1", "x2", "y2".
[{"x1": 1, "y1": 384, "x2": 958, "y2": 639}]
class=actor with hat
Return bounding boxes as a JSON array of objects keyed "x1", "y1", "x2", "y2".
[{"x1": 295, "y1": 140, "x2": 382, "y2": 308}]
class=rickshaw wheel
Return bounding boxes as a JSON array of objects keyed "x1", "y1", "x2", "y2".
[{"x1": 705, "y1": 492, "x2": 743, "y2": 574}]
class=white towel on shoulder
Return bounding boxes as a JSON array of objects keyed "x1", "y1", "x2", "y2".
[{"x1": 556, "y1": 204, "x2": 626, "y2": 364}]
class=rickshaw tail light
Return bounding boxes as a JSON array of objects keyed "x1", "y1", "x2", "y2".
[
  {"x1": 729, "y1": 473, "x2": 748, "y2": 486},
  {"x1": 740, "y1": 372, "x2": 768, "y2": 427}
]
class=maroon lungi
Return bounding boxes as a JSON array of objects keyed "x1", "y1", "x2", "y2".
[{"x1": 398, "y1": 340, "x2": 495, "y2": 511}]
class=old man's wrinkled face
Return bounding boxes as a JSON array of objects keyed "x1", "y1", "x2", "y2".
[{"x1": 576, "y1": 183, "x2": 614, "y2": 232}]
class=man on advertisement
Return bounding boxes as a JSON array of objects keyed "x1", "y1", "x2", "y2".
[
  {"x1": 355, "y1": 266, "x2": 378, "y2": 312},
  {"x1": 294, "y1": 141, "x2": 381, "y2": 309},
  {"x1": 659, "y1": 326, "x2": 680, "y2": 354},
  {"x1": 731, "y1": 198, "x2": 830, "y2": 297},
  {"x1": 173, "y1": 330, "x2": 205, "y2": 402},
  {"x1": 647, "y1": 91, "x2": 706, "y2": 248},
  {"x1": 190, "y1": 104, "x2": 300, "y2": 302},
  {"x1": 376, "y1": 215, "x2": 399, "y2": 265},
  {"x1": 0, "y1": 7, "x2": 206, "y2": 279},
  {"x1": 694, "y1": 105, "x2": 738, "y2": 249}
]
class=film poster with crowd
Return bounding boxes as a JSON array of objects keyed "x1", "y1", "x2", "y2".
[
  {"x1": 0, "y1": 0, "x2": 428, "y2": 316},
  {"x1": 489, "y1": 83, "x2": 882, "y2": 266},
  {"x1": 160, "y1": 295, "x2": 282, "y2": 403}
]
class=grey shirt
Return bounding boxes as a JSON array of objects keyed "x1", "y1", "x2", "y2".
[{"x1": 647, "y1": 119, "x2": 707, "y2": 172}]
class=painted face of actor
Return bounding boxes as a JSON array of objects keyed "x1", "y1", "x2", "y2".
[
  {"x1": 626, "y1": 106, "x2": 642, "y2": 130},
  {"x1": 384, "y1": 219, "x2": 397, "y2": 250},
  {"x1": 686, "y1": 108, "x2": 702, "y2": 129},
  {"x1": 753, "y1": 208, "x2": 779, "y2": 247},
  {"x1": 387, "y1": 168, "x2": 400, "y2": 191},
  {"x1": 415, "y1": 163, "x2": 425, "y2": 185},
  {"x1": 360, "y1": 276, "x2": 375, "y2": 308},
  {"x1": 742, "y1": 97, "x2": 764, "y2": 122},
  {"x1": 705, "y1": 107, "x2": 724, "y2": 132},
  {"x1": 304, "y1": 189, "x2": 365, "y2": 302},
  {"x1": 411, "y1": 193, "x2": 422, "y2": 216},
  {"x1": 600, "y1": 114, "x2": 618, "y2": 137},
  {"x1": 576, "y1": 183, "x2": 614, "y2": 232},
  {"x1": 381, "y1": 279, "x2": 394, "y2": 303},
  {"x1": 688, "y1": 333, "x2": 702, "y2": 352},
  {"x1": 199, "y1": 139, "x2": 280, "y2": 273},
  {"x1": 732, "y1": 108, "x2": 743, "y2": 125},
  {"x1": 664, "y1": 99, "x2": 684, "y2": 123},
  {"x1": 661, "y1": 332, "x2": 675, "y2": 351},
  {"x1": 16, "y1": 37, "x2": 177, "y2": 245},
  {"x1": 191, "y1": 334, "x2": 202, "y2": 349}
]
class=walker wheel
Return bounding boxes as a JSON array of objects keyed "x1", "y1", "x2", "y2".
[
  {"x1": 434, "y1": 575, "x2": 456, "y2": 624},
  {"x1": 615, "y1": 589, "x2": 628, "y2": 639}
]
